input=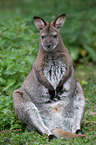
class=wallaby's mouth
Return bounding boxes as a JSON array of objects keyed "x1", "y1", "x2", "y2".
[
  {"x1": 42, "y1": 43, "x2": 58, "y2": 52},
  {"x1": 46, "y1": 43, "x2": 52, "y2": 49},
  {"x1": 42, "y1": 45, "x2": 54, "y2": 52}
]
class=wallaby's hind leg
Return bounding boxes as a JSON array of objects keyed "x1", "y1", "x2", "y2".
[
  {"x1": 72, "y1": 82, "x2": 85, "y2": 133},
  {"x1": 13, "y1": 89, "x2": 51, "y2": 135}
]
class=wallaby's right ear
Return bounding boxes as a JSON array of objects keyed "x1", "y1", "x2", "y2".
[
  {"x1": 33, "y1": 16, "x2": 48, "y2": 30},
  {"x1": 52, "y1": 14, "x2": 66, "y2": 30}
]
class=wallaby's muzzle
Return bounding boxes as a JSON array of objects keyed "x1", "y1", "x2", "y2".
[{"x1": 46, "y1": 43, "x2": 52, "y2": 48}]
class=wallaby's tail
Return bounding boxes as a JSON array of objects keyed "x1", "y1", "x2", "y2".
[{"x1": 49, "y1": 128, "x2": 87, "y2": 140}]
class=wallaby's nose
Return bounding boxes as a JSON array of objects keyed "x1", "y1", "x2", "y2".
[{"x1": 46, "y1": 43, "x2": 51, "y2": 48}]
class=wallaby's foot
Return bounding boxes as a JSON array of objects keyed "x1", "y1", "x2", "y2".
[{"x1": 50, "y1": 128, "x2": 86, "y2": 140}]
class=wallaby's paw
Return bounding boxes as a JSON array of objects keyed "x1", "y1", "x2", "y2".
[{"x1": 14, "y1": 89, "x2": 23, "y2": 97}]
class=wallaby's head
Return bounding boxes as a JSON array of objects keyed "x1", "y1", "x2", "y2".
[{"x1": 33, "y1": 14, "x2": 66, "y2": 52}]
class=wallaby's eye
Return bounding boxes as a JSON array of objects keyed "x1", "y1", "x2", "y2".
[
  {"x1": 53, "y1": 34, "x2": 57, "y2": 38},
  {"x1": 42, "y1": 35, "x2": 45, "y2": 39}
]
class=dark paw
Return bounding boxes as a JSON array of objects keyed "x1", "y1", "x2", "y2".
[
  {"x1": 76, "y1": 129, "x2": 84, "y2": 135},
  {"x1": 48, "y1": 134, "x2": 57, "y2": 140}
]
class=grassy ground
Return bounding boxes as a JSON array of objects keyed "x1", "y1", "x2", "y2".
[
  {"x1": 0, "y1": 67, "x2": 96, "y2": 145},
  {"x1": 0, "y1": 1, "x2": 96, "y2": 144},
  {"x1": 0, "y1": 63, "x2": 96, "y2": 145}
]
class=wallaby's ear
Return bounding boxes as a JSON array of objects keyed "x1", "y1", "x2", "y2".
[
  {"x1": 52, "y1": 14, "x2": 66, "y2": 29},
  {"x1": 33, "y1": 16, "x2": 48, "y2": 30}
]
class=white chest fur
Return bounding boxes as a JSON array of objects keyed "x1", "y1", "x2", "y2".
[{"x1": 44, "y1": 61, "x2": 66, "y2": 89}]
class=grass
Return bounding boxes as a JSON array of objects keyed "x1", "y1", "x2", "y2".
[
  {"x1": 0, "y1": 0, "x2": 96, "y2": 144},
  {"x1": 1, "y1": 63, "x2": 96, "y2": 145}
]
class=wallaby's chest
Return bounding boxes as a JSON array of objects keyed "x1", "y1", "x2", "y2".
[{"x1": 44, "y1": 60, "x2": 66, "y2": 89}]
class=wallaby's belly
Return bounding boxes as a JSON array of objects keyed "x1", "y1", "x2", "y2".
[
  {"x1": 44, "y1": 61, "x2": 66, "y2": 89},
  {"x1": 42, "y1": 61, "x2": 74, "y2": 132},
  {"x1": 39, "y1": 99, "x2": 74, "y2": 132}
]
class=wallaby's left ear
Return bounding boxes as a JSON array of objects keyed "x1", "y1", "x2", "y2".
[
  {"x1": 52, "y1": 14, "x2": 66, "y2": 29},
  {"x1": 33, "y1": 16, "x2": 49, "y2": 30}
]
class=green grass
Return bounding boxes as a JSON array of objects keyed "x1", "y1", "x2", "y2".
[
  {"x1": 0, "y1": 0, "x2": 96, "y2": 144},
  {"x1": 1, "y1": 63, "x2": 96, "y2": 145}
]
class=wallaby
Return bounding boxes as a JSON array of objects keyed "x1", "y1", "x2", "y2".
[{"x1": 13, "y1": 14, "x2": 85, "y2": 139}]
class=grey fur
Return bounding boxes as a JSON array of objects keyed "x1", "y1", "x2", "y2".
[{"x1": 13, "y1": 14, "x2": 85, "y2": 137}]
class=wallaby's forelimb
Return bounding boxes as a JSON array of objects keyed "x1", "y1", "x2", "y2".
[
  {"x1": 56, "y1": 65, "x2": 72, "y2": 90},
  {"x1": 35, "y1": 68, "x2": 54, "y2": 91}
]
